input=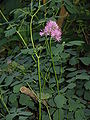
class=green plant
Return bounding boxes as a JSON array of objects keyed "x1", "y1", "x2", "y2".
[{"x1": 0, "y1": 0, "x2": 90, "y2": 120}]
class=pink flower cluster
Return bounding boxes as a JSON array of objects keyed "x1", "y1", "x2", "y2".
[{"x1": 40, "y1": 20, "x2": 62, "y2": 42}]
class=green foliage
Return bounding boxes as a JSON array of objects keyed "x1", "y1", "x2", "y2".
[
  {"x1": 84, "y1": 81, "x2": 90, "y2": 90},
  {"x1": 54, "y1": 94, "x2": 67, "y2": 108},
  {"x1": 4, "y1": 27, "x2": 16, "y2": 37},
  {"x1": 53, "y1": 109, "x2": 64, "y2": 120},
  {"x1": 0, "y1": 0, "x2": 90, "y2": 120},
  {"x1": 79, "y1": 57, "x2": 90, "y2": 65}
]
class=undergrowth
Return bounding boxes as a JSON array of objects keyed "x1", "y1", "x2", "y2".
[{"x1": 0, "y1": 0, "x2": 90, "y2": 120}]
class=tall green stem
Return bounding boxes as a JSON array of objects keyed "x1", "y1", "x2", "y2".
[
  {"x1": 30, "y1": 1, "x2": 42, "y2": 119},
  {"x1": 30, "y1": 17, "x2": 42, "y2": 120},
  {"x1": 50, "y1": 38, "x2": 59, "y2": 95},
  {"x1": 59, "y1": 63, "x2": 63, "y2": 83},
  {"x1": 17, "y1": 31, "x2": 28, "y2": 48},
  {"x1": 30, "y1": 17, "x2": 35, "y2": 50},
  {"x1": 37, "y1": 57, "x2": 42, "y2": 120}
]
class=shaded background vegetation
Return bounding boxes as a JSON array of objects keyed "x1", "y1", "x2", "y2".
[{"x1": 0, "y1": 0, "x2": 90, "y2": 120}]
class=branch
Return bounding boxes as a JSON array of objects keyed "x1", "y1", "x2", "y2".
[{"x1": 20, "y1": 86, "x2": 48, "y2": 107}]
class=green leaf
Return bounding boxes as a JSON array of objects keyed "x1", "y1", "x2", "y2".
[
  {"x1": 37, "y1": 92, "x2": 52, "y2": 100},
  {"x1": 9, "y1": 94, "x2": 18, "y2": 107},
  {"x1": 52, "y1": 44, "x2": 64, "y2": 56},
  {"x1": 53, "y1": 55, "x2": 60, "y2": 62},
  {"x1": 11, "y1": 61, "x2": 18, "y2": 68},
  {"x1": 75, "y1": 109, "x2": 85, "y2": 120},
  {"x1": 5, "y1": 27, "x2": 16, "y2": 37},
  {"x1": 19, "y1": 116, "x2": 28, "y2": 120},
  {"x1": 84, "y1": 91, "x2": 90, "y2": 101},
  {"x1": 66, "y1": 89, "x2": 75, "y2": 97},
  {"x1": 67, "y1": 83, "x2": 76, "y2": 89},
  {"x1": 54, "y1": 94, "x2": 67, "y2": 108},
  {"x1": 48, "y1": 98, "x2": 56, "y2": 107},
  {"x1": 84, "y1": 81, "x2": 90, "y2": 90},
  {"x1": 21, "y1": 48, "x2": 33, "y2": 55},
  {"x1": 67, "y1": 77, "x2": 76, "y2": 83},
  {"x1": 79, "y1": 57, "x2": 90, "y2": 65},
  {"x1": 67, "y1": 112, "x2": 74, "y2": 119},
  {"x1": 84, "y1": 109, "x2": 90, "y2": 117},
  {"x1": 50, "y1": 66, "x2": 64, "y2": 74},
  {"x1": 42, "y1": 113, "x2": 49, "y2": 120},
  {"x1": 60, "y1": 86, "x2": 68, "y2": 93},
  {"x1": 69, "y1": 57, "x2": 78, "y2": 65},
  {"x1": 53, "y1": 109, "x2": 64, "y2": 120},
  {"x1": 5, "y1": 76, "x2": 14, "y2": 86},
  {"x1": 18, "y1": 111, "x2": 33, "y2": 116},
  {"x1": 68, "y1": 99, "x2": 84, "y2": 112},
  {"x1": 0, "y1": 73, "x2": 6, "y2": 84},
  {"x1": 66, "y1": 71, "x2": 78, "y2": 78},
  {"x1": 66, "y1": 41, "x2": 84, "y2": 46},
  {"x1": 66, "y1": 68, "x2": 76, "y2": 71},
  {"x1": 13, "y1": 84, "x2": 23, "y2": 93},
  {"x1": 19, "y1": 94, "x2": 34, "y2": 107},
  {"x1": 17, "y1": 64, "x2": 25, "y2": 71},
  {"x1": 41, "y1": 92, "x2": 52, "y2": 99},
  {"x1": 0, "y1": 38, "x2": 8, "y2": 47},
  {"x1": 9, "y1": 94, "x2": 17, "y2": 103},
  {"x1": 61, "y1": 52, "x2": 70, "y2": 62},
  {"x1": 76, "y1": 73, "x2": 90, "y2": 80},
  {"x1": 76, "y1": 89, "x2": 84, "y2": 97},
  {"x1": 64, "y1": 0, "x2": 77, "y2": 14},
  {"x1": 6, "y1": 113, "x2": 17, "y2": 120}
]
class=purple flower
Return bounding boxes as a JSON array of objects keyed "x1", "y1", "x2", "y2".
[
  {"x1": 39, "y1": 20, "x2": 62, "y2": 41},
  {"x1": 40, "y1": 30, "x2": 44, "y2": 36}
]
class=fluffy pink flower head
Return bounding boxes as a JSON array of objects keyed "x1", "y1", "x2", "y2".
[{"x1": 39, "y1": 20, "x2": 62, "y2": 41}]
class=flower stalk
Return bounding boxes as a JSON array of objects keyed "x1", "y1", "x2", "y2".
[
  {"x1": 50, "y1": 38, "x2": 59, "y2": 95},
  {"x1": 30, "y1": 1, "x2": 42, "y2": 120}
]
